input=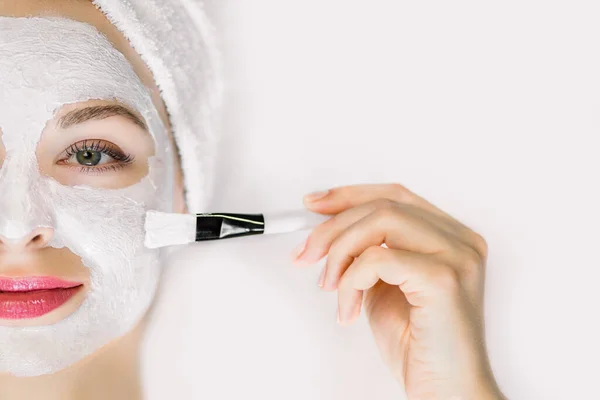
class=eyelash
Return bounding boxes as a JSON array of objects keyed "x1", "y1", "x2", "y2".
[{"x1": 60, "y1": 139, "x2": 135, "y2": 174}]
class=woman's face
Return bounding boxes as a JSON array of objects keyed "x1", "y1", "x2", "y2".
[{"x1": 0, "y1": 1, "x2": 183, "y2": 377}]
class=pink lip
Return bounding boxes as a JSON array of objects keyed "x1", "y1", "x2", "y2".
[
  {"x1": 0, "y1": 277, "x2": 84, "y2": 320},
  {"x1": 0, "y1": 276, "x2": 81, "y2": 292}
]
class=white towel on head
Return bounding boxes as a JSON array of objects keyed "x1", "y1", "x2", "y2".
[{"x1": 91, "y1": 0, "x2": 223, "y2": 213}]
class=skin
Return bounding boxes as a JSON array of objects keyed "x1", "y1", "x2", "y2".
[
  {"x1": 0, "y1": 0, "x2": 185, "y2": 399},
  {"x1": 295, "y1": 184, "x2": 507, "y2": 399},
  {"x1": 0, "y1": 1, "x2": 506, "y2": 399}
]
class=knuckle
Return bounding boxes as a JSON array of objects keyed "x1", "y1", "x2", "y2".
[
  {"x1": 373, "y1": 207, "x2": 402, "y2": 228},
  {"x1": 461, "y1": 246, "x2": 485, "y2": 276},
  {"x1": 328, "y1": 229, "x2": 358, "y2": 257},
  {"x1": 309, "y1": 212, "x2": 344, "y2": 242},
  {"x1": 429, "y1": 264, "x2": 461, "y2": 292},
  {"x1": 389, "y1": 182, "x2": 419, "y2": 204},
  {"x1": 371, "y1": 198, "x2": 397, "y2": 211},
  {"x1": 389, "y1": 182, "x2": 409, "y2": 197},
  {"x1": 471, "y1": 232, "x2": 489, "y2": 259},
  {"x1": 360, "y1": 245, "x2": 387, "y2": 263},
  {"x1": 328, "y1": 237, "x2": 344, "y2": 256},
  {"x1": 371, "y1": 201, "x2": 402, "y2": 223}
]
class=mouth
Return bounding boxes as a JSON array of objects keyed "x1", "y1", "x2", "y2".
[{"x1": 0, "y1": 277, "x2": 84, "y2": 320}]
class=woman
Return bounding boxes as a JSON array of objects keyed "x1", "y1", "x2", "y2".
[{"x1": 0, "y1": 1, "x2": 506, "y2": 399}]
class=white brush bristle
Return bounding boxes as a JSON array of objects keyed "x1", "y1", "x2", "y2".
[{"x1": 144, "y1": 211, "x2": 196, "y2": 249}]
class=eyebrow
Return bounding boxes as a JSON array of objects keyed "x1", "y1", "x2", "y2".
[{"x1": 57, "y1": 104, "x2": 148, "y2": 131}]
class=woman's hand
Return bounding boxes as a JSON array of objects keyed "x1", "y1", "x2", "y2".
[{"x1": 291, "y1": 183, "x2": 505, "y2": 400}]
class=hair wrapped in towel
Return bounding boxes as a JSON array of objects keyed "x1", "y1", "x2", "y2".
[{"x1": 91, "y1": 0, "x2": 223, "y2": 213}]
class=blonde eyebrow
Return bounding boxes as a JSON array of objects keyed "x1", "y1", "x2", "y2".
[{"x1": 57, "y1": 104, "x2": 148, "y2": 131}]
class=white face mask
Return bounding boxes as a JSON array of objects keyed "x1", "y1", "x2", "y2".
[{"x1": 0, "y1": 16, "x2": 174, "y2": 376}]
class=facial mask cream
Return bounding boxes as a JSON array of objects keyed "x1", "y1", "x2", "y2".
[{"x1": 0, "y1": 16, "x2": 174, "y2": 376}]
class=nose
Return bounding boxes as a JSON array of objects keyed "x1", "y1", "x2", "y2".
[{"x1": 0, "y1": 227, "x2": 54, "y2": 251}]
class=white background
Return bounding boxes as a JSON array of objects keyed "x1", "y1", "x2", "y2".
[{"x1": 142, "y1": 2, "x2": 600, "y2": 399}]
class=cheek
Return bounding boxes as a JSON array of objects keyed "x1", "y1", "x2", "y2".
[{"x1": 44, "y1": 177, "x2": 153, "y2": 266}]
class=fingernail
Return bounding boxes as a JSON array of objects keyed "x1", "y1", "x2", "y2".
[
  {"x1": 317, "y1": 267, "x2": 326, "y2": 287},
  {"x1": 290, "y1": 240, "x2": 307, "y2": 261},
  {"x1": 336, "y1": 308, "x2": 341, "y2": 324},
  {"x1": 304, "y1": 189, "x2": 329, "y2": 202}
]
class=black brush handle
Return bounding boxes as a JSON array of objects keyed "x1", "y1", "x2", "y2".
[{"x1": 195, "y1": 213, "x2": 265, "y2": 241}]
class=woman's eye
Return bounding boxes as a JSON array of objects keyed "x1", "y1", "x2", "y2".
[
  {"x1": 58, "y1": 139, "x2": 134, "y2": 173},
  {"x1": 74, "y1": 150, "x2": 110, "y2": 167}
]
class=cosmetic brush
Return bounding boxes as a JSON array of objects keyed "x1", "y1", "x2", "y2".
[{"x1": 144, "y1": 210, "x2": 330, "y2": 249}]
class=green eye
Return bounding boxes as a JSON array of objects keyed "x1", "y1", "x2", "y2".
[
  {"x1": 60, "y1": 139, "x2": 134, "y2": 172},
  {"x1": 76, "y1": 150, "x2": 103, "y2": 166}
]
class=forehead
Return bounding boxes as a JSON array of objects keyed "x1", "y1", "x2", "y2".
[{"x1": 0, "y1": 16, "x2": 157, "y2": 144}]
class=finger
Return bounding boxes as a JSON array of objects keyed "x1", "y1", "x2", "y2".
[
  {"x1": 336, "y1": 285, "x2": 363, "y2": 326},
  {"x1": 294, "y1": 198, "x2": 446, "y2": 265},
  {"x1": 292, "y1": 200, "x2": 381, "y2": 265},
  {"x1": 304, "y1": 183, "x2": 461, "y2": 224},
  {"x1": 302, "y1": 183, "x2": 487, "y2": 262},
  {"x1": 337, "y1": 248, "x2": 397, "y2": 326},
  {"x1": 323, "y1": 204, "x2": 450, "y2": 290},
  {"x1": 339, "y1": 246, "x2": 458, "y2": 313}
]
